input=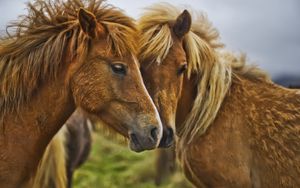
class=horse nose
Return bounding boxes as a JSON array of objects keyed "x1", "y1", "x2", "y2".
[
  {"x1": 129, "y1": 125, "x2": 160, "y2": 152},
  {"x1": 159, "y1": 127, "x2": 174, "y2": 148},
  {"x1": 129, "y1": 132, "x2": 139, "y2": 147},
  {"x1": 150, "y1": 126, "x2": 159, "y2": 143}
]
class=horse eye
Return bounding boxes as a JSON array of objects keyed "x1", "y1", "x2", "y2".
[
  {"x1": 178, "y1": 64, "x2": 187, "y2": 75},
  {"x1": 111, "y1": 63, "x2": 127, "y2": 75}
]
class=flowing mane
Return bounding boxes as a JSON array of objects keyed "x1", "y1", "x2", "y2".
[
  {"x1": 138, "y1": 3, "x2": 271, "y2": 142},
  {"x1": 0, "y1": 0, "x2": 136, "y2": 116}
]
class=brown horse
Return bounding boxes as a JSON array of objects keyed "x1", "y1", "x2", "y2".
[
  {"x1": 0, "y1": 0, "x2": 163, "y2": 187},
  {"x1": 65, "y1": 109, "x2": 93, "y2": 188},
  {"x1": 138, "y1": 4, "x2": 300, "y2": 187},
  {"x1": 154, "y1": 82, "x2": 300, "y2": 186}
]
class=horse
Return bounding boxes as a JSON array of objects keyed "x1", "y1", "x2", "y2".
[
  {"x1": 153, "y1": 80, "x2": 300, "y2": 186},
  {"x1": 33, "y1": 125, "x2": 68, "y2": 188},
  {"x1": 138, "y1": 4, "x2": 300, "y2": 187},
  {"x1": 33, "y1": 109, "x2": 93, "y2": 188},
  {"x1": 65, "y1": 109, "x2": 94, "y2": 188},
  {"x1": 0, "y1": 0, "x2": 163, "y2": 187}
]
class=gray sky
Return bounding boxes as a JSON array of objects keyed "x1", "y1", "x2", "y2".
[{"x1": 0, "y1": 0, "x2": 299, "y2": 78}]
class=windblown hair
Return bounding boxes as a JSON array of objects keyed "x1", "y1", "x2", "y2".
[
  {"x1": 0, "y1": 0, "x2": 136, "y2": 116},
  {"x1": 138, "y1": 3, "x2": 270, "y2": 143}
]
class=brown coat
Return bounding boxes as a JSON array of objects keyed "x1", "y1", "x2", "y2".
[{"x1": 179, "y1": 76, "x2": 300, "y2": 187}]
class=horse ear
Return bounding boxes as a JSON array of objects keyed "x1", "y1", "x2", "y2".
[
  {"x1": 173, "y1": 10, "x2": 192, "y2": 39},
  {"x1": 78, "y1": 8, "x2": 98, "y2": 38}
]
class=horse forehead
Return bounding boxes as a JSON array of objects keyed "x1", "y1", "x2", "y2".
[
  {"x1": 169, "y1": 43, "x2": 186, "y2": 61},
  {"x1": 118, "y1": 54, "x2": 138, "y2": 68}
]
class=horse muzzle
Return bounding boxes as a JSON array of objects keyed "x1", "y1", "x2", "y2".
[
  {"x1": 158, "y1": 127, "x2": 174, "y2": 148},
  {"x1": 128, "y1": 125, "x2": 160, "y2": 152}
]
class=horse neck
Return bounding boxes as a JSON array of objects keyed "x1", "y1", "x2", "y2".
[
  {"x1": 175, "y1": 74, "x2": 198, "y2": 135},
  {"x1": 0, "y1": 66, "x2": 75, "y2": 187}
]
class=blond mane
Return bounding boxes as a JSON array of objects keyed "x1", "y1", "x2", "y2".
[
  {"x1": 32, "y1": 126, "x2": 68, "y2": 188},
  {"x1": 0, "y1": 0, "x2": 136, "y2": 116},
  {"x1": 138, "y1": 3, "x2": 270, "y2": 143}
]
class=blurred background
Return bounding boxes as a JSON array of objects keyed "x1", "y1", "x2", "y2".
[{"x1": 0, "y1": 1, "x2": 299, "y2": 187}]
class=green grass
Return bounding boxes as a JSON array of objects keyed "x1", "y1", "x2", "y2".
[{"x1": 73, "y1": 132, "x2": 193, "y2": 188}]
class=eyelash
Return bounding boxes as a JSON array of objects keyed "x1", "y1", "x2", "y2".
[{"x1": 178, "y1": 64, "x2": 187, "y2": 75}]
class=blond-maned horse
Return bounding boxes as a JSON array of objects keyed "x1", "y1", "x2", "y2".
[
  {"x1": 0, "y1": 0, "x2": 163, "y2": 187},
  {"x1": 33, "y1": 109, "x2": 93, "y2": 188},
  {"x1": 33, "y1": 126, "x2": 68, "y2": 188},
  {"x1": 138, "y1": 4, "x2": 300, "y2": 187}
]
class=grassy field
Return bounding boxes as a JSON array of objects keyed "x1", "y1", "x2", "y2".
[{"x1": 73, "y1": 132, "x2": 193, "y2": 188}]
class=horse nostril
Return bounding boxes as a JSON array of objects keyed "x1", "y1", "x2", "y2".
[
  {"x1": 150, "y1": 127, "x2": 158, "y2": 141},
  {"x1": 158, "y1": 127, "x2": 174, "y2": 148},
  {"x1": 129, "y1": 133, "x2": 139, "y2": 145},
  {"x1": 166, "y1": 128, "x2": 174, "y2": 139}
]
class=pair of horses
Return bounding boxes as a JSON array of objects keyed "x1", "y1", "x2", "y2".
[
  {"x1": 1, "y1": 0, "x2": 299, "y2": 187},
  {"x1": 44, "y1": 2, "x2": 300, "y2": 188}
]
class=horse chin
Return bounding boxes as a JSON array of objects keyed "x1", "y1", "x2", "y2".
[
  {"x1": 128, "y1": 140, "x2": 156, "y2": 153},
  {"x1": 129, "y1": 141, "x2": 144, "y2": 153}
]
